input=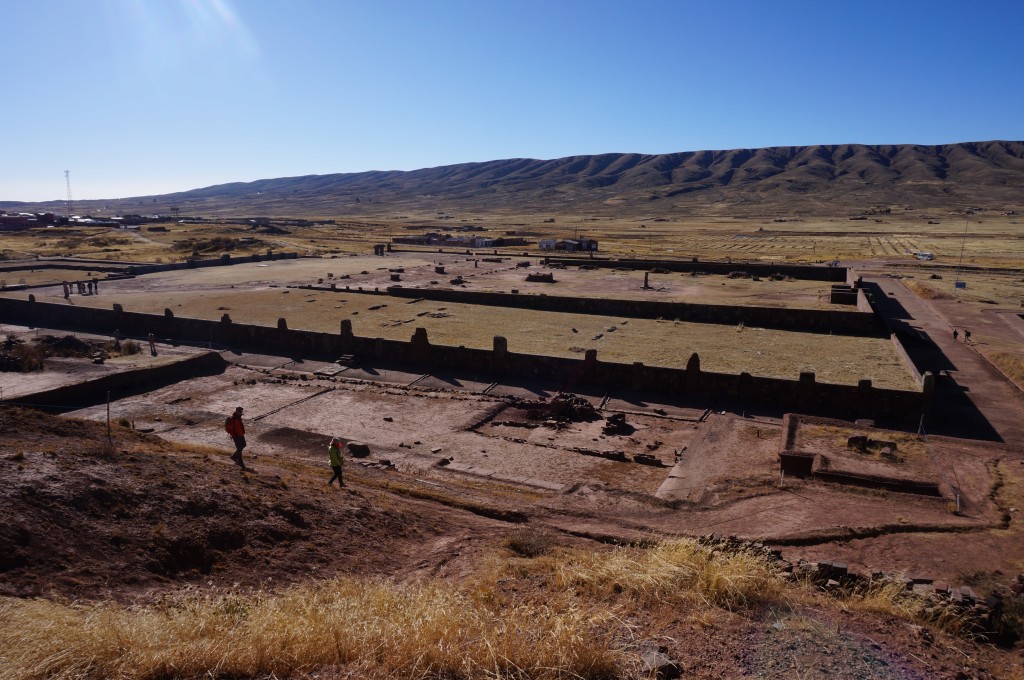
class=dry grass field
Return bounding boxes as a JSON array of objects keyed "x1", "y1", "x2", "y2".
[
  {"x1": 6, "y1": 211, "x2": 1020, "y2": 268},
  {"x1": 2, "y1": 238, "x2": 928, "y2": 391}
]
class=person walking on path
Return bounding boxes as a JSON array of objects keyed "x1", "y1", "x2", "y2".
[
  {"x1": 953, "y1": 329, "x2": 959, "y2": 342},
  {"x1": 225, "y1": 406, "x2": 248, "y2": 468},
  {"x1": 964, "y1": 329, "x2": 972, "y2": 345},
  {"x1": 327, "y1": 437, "x2": 345, "y2": 487}
]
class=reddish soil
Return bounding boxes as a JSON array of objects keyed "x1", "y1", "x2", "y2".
[
  {"x1": 2, "y1": 405, "x2": 1022, "y2": 678},
  {"x1": 3, "y1": 257, "x2": 1024, "y2": 677}
]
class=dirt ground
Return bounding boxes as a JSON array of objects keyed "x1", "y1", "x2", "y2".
[
  {"x1": 2, "y1": 239, "x2": 1023, "y2": 676},
  {"x1": 3, "y1": 359, "x2": 1023, "y2": 678},
  {"x1": 26, "y1": 356, "x2": 1014, "y2": 582}
]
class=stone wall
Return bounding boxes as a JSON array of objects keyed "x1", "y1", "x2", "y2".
[
  {"x1": 0, "y1": 298, "x2": 929, "y2": 423},
  {"x1": 384, "y1": 286, "x2": 885, "y2": 336},
  {"x1": 125, "y1": 250, "x2": 299, "y2": 275},
  {"x1": 1, "y1": 350, "x2": 226, "y2": 409},
  {"x1": 545, "y1": 256, "x2": 849, "y2": 282}
]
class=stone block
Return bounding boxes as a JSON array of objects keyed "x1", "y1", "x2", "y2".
[
  {"x1": 347, "y1": 442, "x2": 370, "y2": 458},
  {"x1": 847, "y1": 435, "x2": 868, "y2": 451}
]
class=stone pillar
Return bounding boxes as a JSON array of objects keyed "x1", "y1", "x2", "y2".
[
  {"x1": 493, "y1": 336, "x2": 508, "y2": 354},
  {"x1": 277, "y1": 318, "x2": 288, "y2": 330},
  {"x1": 221, "y1": 313, "x2": 232, "y2": 323},
  {"x1": 632, "y1": 362, "x2": 645, "y2": 391},
  {"x1": 798, "y1": 372, "x2": 816, "y2": 411},
  {"x1": 857, "y1": 379, "x2": 874, "y2": 419},
  {"x1": 643, "y1": 272, "x2": 651, "y2": 289},
  {"x1": 411, "y1": 327, "x2": 429, "y2": 361},
  {"x1": 921, "y1": 371, "x2": 936, "y2": 418},
  {"x1": 736, "y1": 371, "x2": 752, "y2": 399},
  {"x1": 340, "y1": 319, "x2": 353, "y2": 337},
  {"x1": 164, "y1": 308, "x2": 174, "y2": 318},
  {"x1": 685, "y1": 352, "x2": 701, "y2": 395}
]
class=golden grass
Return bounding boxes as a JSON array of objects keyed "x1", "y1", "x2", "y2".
[
  {"x1": 28, "y1": 287, "x2": 915, "y2": 388},
  {"x1": 0, "y1": 538, "x2": 793, "y2": 680},
  {"x1": 986, "y1": 350, "x2": 1024, "y2": 387},
  {"x1": 836, "y1": 580, "x2": 971, "y2": 636},
  {"x1": 479, "y1": 538, "x2": 790, "y2": 613},
  {"x1": 1, "y1": 533, "x2": 989, "y2": 680},
  {"x1": 0, "y1": 580, "x2": 622, "y2": 680}
]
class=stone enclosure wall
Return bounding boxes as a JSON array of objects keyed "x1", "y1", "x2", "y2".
[
  {"x1": 545, "y1": 256, "x2": 849, "y2": 282},
  {"x1": 384, "y1": 286, "x2": 885, "y2": 336},
  {"x1": 0, "y1": 297, "x2": 929, "y2": 424}
]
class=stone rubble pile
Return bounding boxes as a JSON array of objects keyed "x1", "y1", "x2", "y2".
[{"x1": 695, "y1": 534, "x2": 1021, "y2": 642}]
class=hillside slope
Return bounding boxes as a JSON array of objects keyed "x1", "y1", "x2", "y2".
[{"x1": 5, "y1": 141, "x2": 1024, "y2": 218}]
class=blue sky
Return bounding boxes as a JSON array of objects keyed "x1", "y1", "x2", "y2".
[{"x1": 3, "y1": 0, "x2": 1022, "y2": 202}]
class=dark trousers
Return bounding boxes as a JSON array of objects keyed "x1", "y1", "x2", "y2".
[
  {"x1": 232, "y1": 436, "x2": 246, "y2": 461},
  {"x1": 328, "y1": 465, "x2": 343, "y2": 485}
]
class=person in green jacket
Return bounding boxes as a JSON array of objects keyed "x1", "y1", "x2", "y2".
[{"x1": 327, "y1": 437, "x2": 345, "y2": 487}]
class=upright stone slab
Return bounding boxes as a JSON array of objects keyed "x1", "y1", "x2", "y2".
[
  {"x1": 798, "y1": 371, "x2": 816, "y2": 411},
  {"x1": 411, "y1": 327, "x2": 430, "y2": 362},
  {"x1": 685, "y1": 352, "x2": 701, "y2": 394}
]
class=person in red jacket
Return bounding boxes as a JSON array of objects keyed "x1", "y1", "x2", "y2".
[{"x1": 225, "y1": 406, "x2": 248, "y2": 468}]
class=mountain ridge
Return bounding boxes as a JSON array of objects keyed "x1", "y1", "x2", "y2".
[{"x1": 6, "y1": 141, "x2": 1024, "y2": 217}]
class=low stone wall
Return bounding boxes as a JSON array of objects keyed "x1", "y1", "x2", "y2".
[
  {"x1": 384, "y1": 286, "x2": 884, "y2": 336},
  {"x1": 1, "y1": 350, "x2": 227, "y2": 410},
  {"x1": 0, "y1": 298, "x2": 929, "y2": 423},
  {"x1": 777, "y1": 414, "x2": 941, "y2": 495},
  {"x1": 125, "y1": 251, "x2": 299, "y2": 275},
  {"x1": 891, "y1": 332, "x2": 925, "y2": 387},
  {"x1": 545, "y1": 256, "x2": 849, "y2": 282}
]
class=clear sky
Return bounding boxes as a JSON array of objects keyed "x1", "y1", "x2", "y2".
[{"x1": 3, "y1": 0, "x2": 1022, "y2": 202}]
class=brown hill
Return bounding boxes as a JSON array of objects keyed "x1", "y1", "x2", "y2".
[
  {"x1": 0, "y1": 407, "x2": 508, "y2": 601},
  {"x1": 5, "y1": 141, "x2": 1024, "y2": 217}
]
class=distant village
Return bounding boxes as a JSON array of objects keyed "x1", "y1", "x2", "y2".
[
  {"x1": 0, "y1": 211, "x2": 174, "y2": 230},
  {"x1": 0, "y1": 212, "x2": 599, "y2": 252}
]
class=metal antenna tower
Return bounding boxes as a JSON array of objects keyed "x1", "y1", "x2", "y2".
[
  {"x1": 64, "y1": 170, "x2": 73, "y2": 218},
  {"x1": 954, "y1": 219, "x2": 969, "y2": 293}
]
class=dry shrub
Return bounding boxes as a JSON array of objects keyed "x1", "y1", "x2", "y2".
[
  {"x1": 0, "y1": 579, "x2": 623, "y2": 680},
  {"x1": 903, "y1": 279, "x2": 951, "y2": 300},
  {"x1": 838, "y1": 580, "x2": 972, "y2": 636},
  {"x1": 552, "y1": 538, "x2": 788, "y2": 610},
  {"x1": 119, "y1": 340, "x2": 142, "y2": 356},
  {"x1": 10, "y1": 343, "x2": 45, "y2": 371},
  {"x1": 504, "y1": 527, "x2": 555, "y2": 558},
  {"x1": 839, "y1": 580, "x2": 919, "y2": 620}
]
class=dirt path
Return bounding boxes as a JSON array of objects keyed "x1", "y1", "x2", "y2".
[{"x1": 861, "y1": 272, "x2": 1024, "y2": 446}]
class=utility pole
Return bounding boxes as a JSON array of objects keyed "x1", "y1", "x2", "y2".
[
  {"x1": 954, "y1": 219, "x2": 969, "y2": 293},
  {"x1": 64, "y1": 170, "x2": 73, "y2": 218}
]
